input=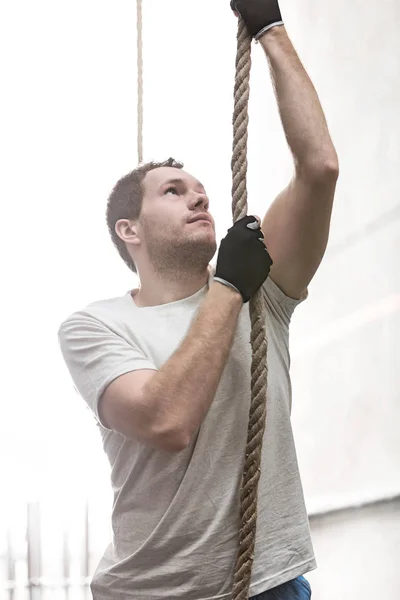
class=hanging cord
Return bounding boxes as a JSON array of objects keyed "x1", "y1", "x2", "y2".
[
  {"x1": 231, "y1": 19, "x2": 269, "y2": 600},
  {"x1": 136, "y1": 0, "x2": 144, "y2": 163}
]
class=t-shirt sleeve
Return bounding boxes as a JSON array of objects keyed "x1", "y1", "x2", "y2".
[
  {"x1": 262, "y1": 277, "x2": 308, "y2": 327},
  {"x1": 58, "y1": 311, "x2": 157, "y2": 428}
]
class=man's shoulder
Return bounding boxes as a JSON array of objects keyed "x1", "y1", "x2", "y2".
[
  {"x1": 265, "y1": 276, "x2": 308, "y2": 306},
  {"x1": 58, "y1": 292, "x2": 132, "y2": 333},
  {"x1": 261, "y1": 277, "x2": 308, "y2": 328}
]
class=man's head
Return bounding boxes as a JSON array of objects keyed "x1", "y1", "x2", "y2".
[{"x1": 106, "y1": 158, "x2": 217, "y2": 278}]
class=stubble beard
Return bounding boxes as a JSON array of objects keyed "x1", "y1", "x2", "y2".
[{"x1": 143, "y1": 223, "x2": 217, "y2": 281}]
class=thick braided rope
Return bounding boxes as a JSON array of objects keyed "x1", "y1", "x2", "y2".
[
  {"x1": 136, "y1": 0, "x2": 144, "y2": 163},
  {"x1": 231, "y1": 19, "x2": 270, "y2": 600}
]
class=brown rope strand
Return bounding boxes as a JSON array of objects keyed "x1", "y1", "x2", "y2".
[
  {"x1": 231, "y1": 19, "x2": 270, "y2": 600},
  {"x1": 231, "y1": 19, "x2": 251, "y2": 223}
]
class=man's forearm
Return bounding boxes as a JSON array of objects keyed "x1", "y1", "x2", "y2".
[
  {"x1": 259, "y1": 26, "x2": 338, "y2": 173},
  {"x1": 143, "y1": 282, "x2": 243, "y2": 449}
]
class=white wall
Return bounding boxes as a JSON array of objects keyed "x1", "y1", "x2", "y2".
[
  {"x1": 308, "y1": 499, "x2": 400, "y2": 599},
  {"x1": 283, "y1": 0, "x2": 400, "y2": 512}
]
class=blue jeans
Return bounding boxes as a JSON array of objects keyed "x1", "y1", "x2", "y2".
[{"x1": 250, "y1": 576, "x2": 312, "y2": 599}]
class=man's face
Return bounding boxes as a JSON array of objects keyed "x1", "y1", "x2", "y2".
[{"x1": 137, "y1": 167, "x2": 217, "y2": 276}]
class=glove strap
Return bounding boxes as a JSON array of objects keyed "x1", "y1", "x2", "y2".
[
  {"x1": 214, "y1": 277, "x2": 242, "y2": 298},
  {"x1": 255, "y1": 21, "x2": 284, "y2": 40}
]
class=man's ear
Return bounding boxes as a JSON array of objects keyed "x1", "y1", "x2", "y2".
[{"x1": 115, "y1": 219, "x2": 141, "y2": 246}]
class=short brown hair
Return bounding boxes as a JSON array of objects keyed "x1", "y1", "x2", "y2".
[{"x1": 106, "y1": 158, "x2": 183, "y2": 273}]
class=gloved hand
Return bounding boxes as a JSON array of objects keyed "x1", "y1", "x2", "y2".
[
  {"x1": 215, "y1": 216, "x2": 273, "y2": 303},
  {"x1": 230, "y1": 0, "x2": 284, "y2": 40}
]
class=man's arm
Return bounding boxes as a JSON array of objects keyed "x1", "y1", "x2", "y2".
[
  {"x1": 259, "y1": 26, "x2": 339, "y2": 300},
  {"x1": 100, "y1": 283, "x2": 243, "y2": 452}
]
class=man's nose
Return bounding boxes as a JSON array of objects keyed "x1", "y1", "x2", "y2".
[{"x1": 190, "y1": 192, "x2": 209, "y2": 211}]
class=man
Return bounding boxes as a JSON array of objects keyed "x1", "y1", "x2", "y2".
[{"x1": 58, "y1": 1, "x2": 339, "y2": 598}]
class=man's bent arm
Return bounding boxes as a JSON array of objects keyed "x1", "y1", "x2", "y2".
[
  {"x1": 260, "y1": 26, "x2": 339, "y2": 299},
  {"x1": 140, "y1": 282, "x2": 243, "y2": 451}
]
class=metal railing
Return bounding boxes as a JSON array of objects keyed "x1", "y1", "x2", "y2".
[{"x1": 1, "y1": 501, "x2": 99, "y2": 600}]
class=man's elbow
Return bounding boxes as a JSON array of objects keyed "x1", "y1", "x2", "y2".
[
  {"x1": 111, "y1": 408, "x2": 191, "y2": 453},
  {"x1": 140, "y1": 423, "x2": 191, "y2": 454},
  {"x1": 159, "y1": 431, "x2": 191, "y2": 453},
  {"x1": 299, "y1": 150, "x2": 339, "y2": 183},
  {"x1": 309, "y1": 153, "x2": 339, "y2": 182},
  {"x1": 321, "y1": 154, "x2": 340, "y2": 180}
]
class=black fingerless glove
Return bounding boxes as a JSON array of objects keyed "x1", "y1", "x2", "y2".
[
  {"x1": 230, "y1": 0, "x2": 283, "y2": 40},
  {"x1": 215, "y1": 216, "x2": 273, "y2": 304}
]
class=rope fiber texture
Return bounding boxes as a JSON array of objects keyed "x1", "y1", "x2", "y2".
[{"x1": 230, "y1": 19, "x2": 270, "y2": 600}]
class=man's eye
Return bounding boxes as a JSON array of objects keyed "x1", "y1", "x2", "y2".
[{"x1": 165, "y1": 187, "x2": 178, "y2": 195}]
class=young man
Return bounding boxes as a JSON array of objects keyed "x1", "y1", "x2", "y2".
[{"x1": 58, "y1": 1, "x2": 338, "y2": 598}]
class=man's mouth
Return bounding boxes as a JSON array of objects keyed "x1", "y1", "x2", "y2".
[{"x1": 188, "y1": 214, "x2": 212, "y2": 225}]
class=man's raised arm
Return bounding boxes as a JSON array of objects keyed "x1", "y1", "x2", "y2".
[{"x1": 232, "y1": 1, "x2": 339, "y2": 300}]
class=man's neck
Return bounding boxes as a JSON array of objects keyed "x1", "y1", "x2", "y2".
[{"x1": 132, "y1": 268, "x2": 211, "y2": 307}]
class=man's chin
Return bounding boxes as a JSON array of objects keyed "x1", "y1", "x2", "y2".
[
  {"x1": 180, "y1": 240, "x2": 217, "y2": 270},
  {"x1": 148, "y1": 239, "x2": 217, "y2": 276}
]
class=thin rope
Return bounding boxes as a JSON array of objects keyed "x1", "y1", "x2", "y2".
[
  {"x1": 136, "y1": 0, "x2": 144, "y2": 164},
  {"x1": 231, "y1": 19, "x2": 269, "y2": 600}
]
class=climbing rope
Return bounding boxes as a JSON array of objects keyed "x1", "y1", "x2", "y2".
[
  {"x1": 136, "y1": 0, "x2": 143, "y2": 163},
  {"x1": 135, "y1": 5, "x2": 269, "y2": 598},
  {"x1": 230, "y1": 19, "x2": 269, "y2": 600}
]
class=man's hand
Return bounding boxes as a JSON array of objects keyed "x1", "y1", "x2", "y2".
[
  {"x1": 215, "y1": 216, "x2": 273, "y2": 304},
  {"x1": 230, "y1": 0, "x2": 284, "y2": 40}
]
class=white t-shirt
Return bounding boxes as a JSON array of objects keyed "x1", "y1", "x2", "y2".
[{"x1": 58, "y1": 273, "x2": 316, "y2": 600}]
